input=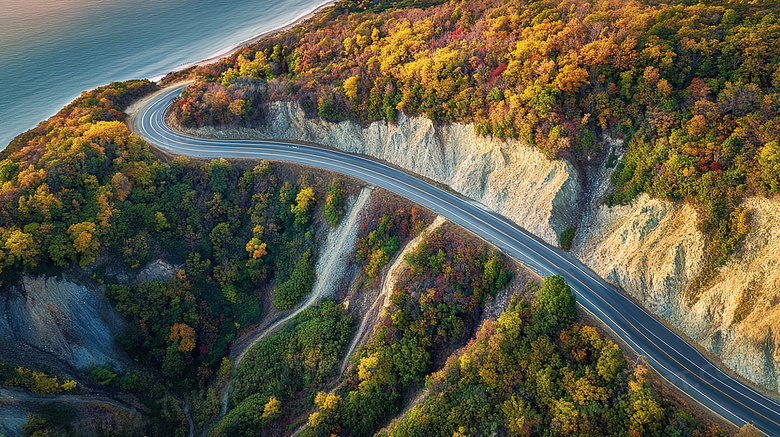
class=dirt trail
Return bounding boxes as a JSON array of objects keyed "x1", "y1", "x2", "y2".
[
  {"x1": 212, "y1": 187, "x2": 372, "y2": 426},
  {"x1": 400, "y1": 387, "x2": 429, "y2": 419},
  {"x1": 230, "y1": 186, "x2": 372, "y2": 368},
  {"x1": 339, "y1": 216, "x2": 446, "y2": 375}
]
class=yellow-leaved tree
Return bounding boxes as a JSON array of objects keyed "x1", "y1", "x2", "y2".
[
  {"x1": 83, "y1": 120, "x2": 131, "y2": 147},
  {"x1": 291, "y1": 186, "x2": 315, "y2": 226},
  {"x1": 262, "y1": 396, "x2": 282, "y2": 418},
  {"x1": 68, "y1": 221, "x2": 99, "y2": 267},
  {"x1": 5, "y1": 229, "x2": 38, "y2": 267},
  {"x1": 308, "y1": 391, "x2": 341, "y2": 432},
  {"x1": 343, "y1": 76, "x2": 359, "y2": 101}
]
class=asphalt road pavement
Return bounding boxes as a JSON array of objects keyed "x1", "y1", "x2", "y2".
[{"x1": 132, "y1": 84, "x2": 780, "y2": 435}]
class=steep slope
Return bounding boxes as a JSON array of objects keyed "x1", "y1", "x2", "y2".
[
  {"x1": 340, "y1": 215, "x2": 447, "y2": 375},
  {"x1": 231, "y1": 186, "x2": 373, "y2": 367},
  {"x1": 0, "y1": 276, "x2": 127, "y2": 370},
  {"x1": 575, "y1": 190, "x2": 780, "y2": 390}
]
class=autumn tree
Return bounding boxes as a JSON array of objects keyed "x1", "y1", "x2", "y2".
[
  {"x1": 5, "y1": 230, "x2": 38, "y2": 268},
  {"x1": 169, "y1": 323, "x2": 197, "y2": 353},
  {"x1": 68, "y1": 222, "x2": 99, "y2": 267},
  {"x1": 292, "y1": 186, "x2": 316, "y2": 227}
]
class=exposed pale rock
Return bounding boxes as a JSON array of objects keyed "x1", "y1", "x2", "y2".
[
  {"x1": 312, "y1": 186, "x2": 373, "y2": 300},
  {"x1": 575, "y1": 193, "x2": 780, "y2": 389},
  {"x1": 137, "y1": 259, "x2": 178, "y2": 283}
]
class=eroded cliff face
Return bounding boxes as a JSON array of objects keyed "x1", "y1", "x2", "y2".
[
  {"x1": 575, "y1": 193, "x2": 780, "y2": 389},
  {"x1": 0, "y1": 259, "x2": 180, "y2": 372},
  {"x1": 184, "y1": 102, "x2": 581, "y2": 246},
  {"x1": 0, "y1": 276, "x2": 127, "y2": 370},
  {"x1": 181, "y1": 100, "x2": 780, "y2": 391}
]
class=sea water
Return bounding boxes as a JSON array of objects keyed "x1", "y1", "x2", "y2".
[{"x1": 0, "y1": 0, "x2": 327, "y2": 149}]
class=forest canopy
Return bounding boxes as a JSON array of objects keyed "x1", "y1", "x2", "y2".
[
  {"x1": 0, "y1": 78, "x2": 350, "y2": 411},
  {"x1": 166, "y1": 0, "x2": 780, "y2": 264}
]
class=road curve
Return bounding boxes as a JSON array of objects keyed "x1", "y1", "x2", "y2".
[{"x1": 132, "y1": 84, "x2": 780, "y2": 435}]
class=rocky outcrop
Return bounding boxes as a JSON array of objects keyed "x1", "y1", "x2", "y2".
[
  {"x1": 0, "y1": 276, "x2": 127, "y2": 370},
  {"x1": 574, "y1": 188, "x2": 780, "y2": 389},
  {"x1": 137, "y1": 259, "x2": 178, "y2": 283},
  {"x1": 183, "y1": 102, "x2": 581, "y2": 246}
]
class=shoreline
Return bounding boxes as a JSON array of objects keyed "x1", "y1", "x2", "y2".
[
  {"x1": 3, "y1": 0, "x2": 336, "y2": 150},
  {"x1": 150, "y1": 0, "x2": 336, "y2": 81}
]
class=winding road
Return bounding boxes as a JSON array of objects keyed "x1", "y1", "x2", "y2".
[{"x1": 132, "y1": 84, "x2": 780, "y2": 435}]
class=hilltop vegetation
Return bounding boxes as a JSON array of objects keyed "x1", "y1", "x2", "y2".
[
  {"x1": 167, "y1": 0, "x2": 780, "y2": 265},
  {"x1": 1, "y1": 80, "x2": 157, "y2": 277}
]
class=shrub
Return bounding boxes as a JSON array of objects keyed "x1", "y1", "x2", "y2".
[{"x1": 559, "y1": 227, "x2": 576, "y2": 251}]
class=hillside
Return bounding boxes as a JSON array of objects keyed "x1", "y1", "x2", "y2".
[
  {"x1": 0, "y1": 79, "x2": 365, "y2": 435},
  {"x1": 167, "y1": 0, "x2": 780, "y2": 266},
  {"x1": 0, "y1": 77, "x2": 738, "y2": 435},
  {"x1": 2, "y1": 0, "x2": 780, "y2": 434},
  {"x1": 162, "y1": 0, "x2": 780, "y2": 395}
]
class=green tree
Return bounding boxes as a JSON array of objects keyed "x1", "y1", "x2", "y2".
[
  {"x1": 534, "y1": 275, "x2": 576, "y2": 334},
  {"x1": 323, "y1": 180, "x2": 346, "y2": 227},
  {"x1": 162, "y1": 344, "x2": 186, "y2": 380},
  {"x1": 273, "y1": 249, "x2": 316, "y2": 309},
  {"x1": 208, "y1": 158, "x2": 232, "y2": 193},
  {"x1": 597, "y1": 342, "x2": 626, "y2": 384},
  {"x1": 559, "y1": 227, "x2": 576, "y2": 251},
  {"x1": 210, "y1": 223, "x2": 233, "y2": 261}
]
